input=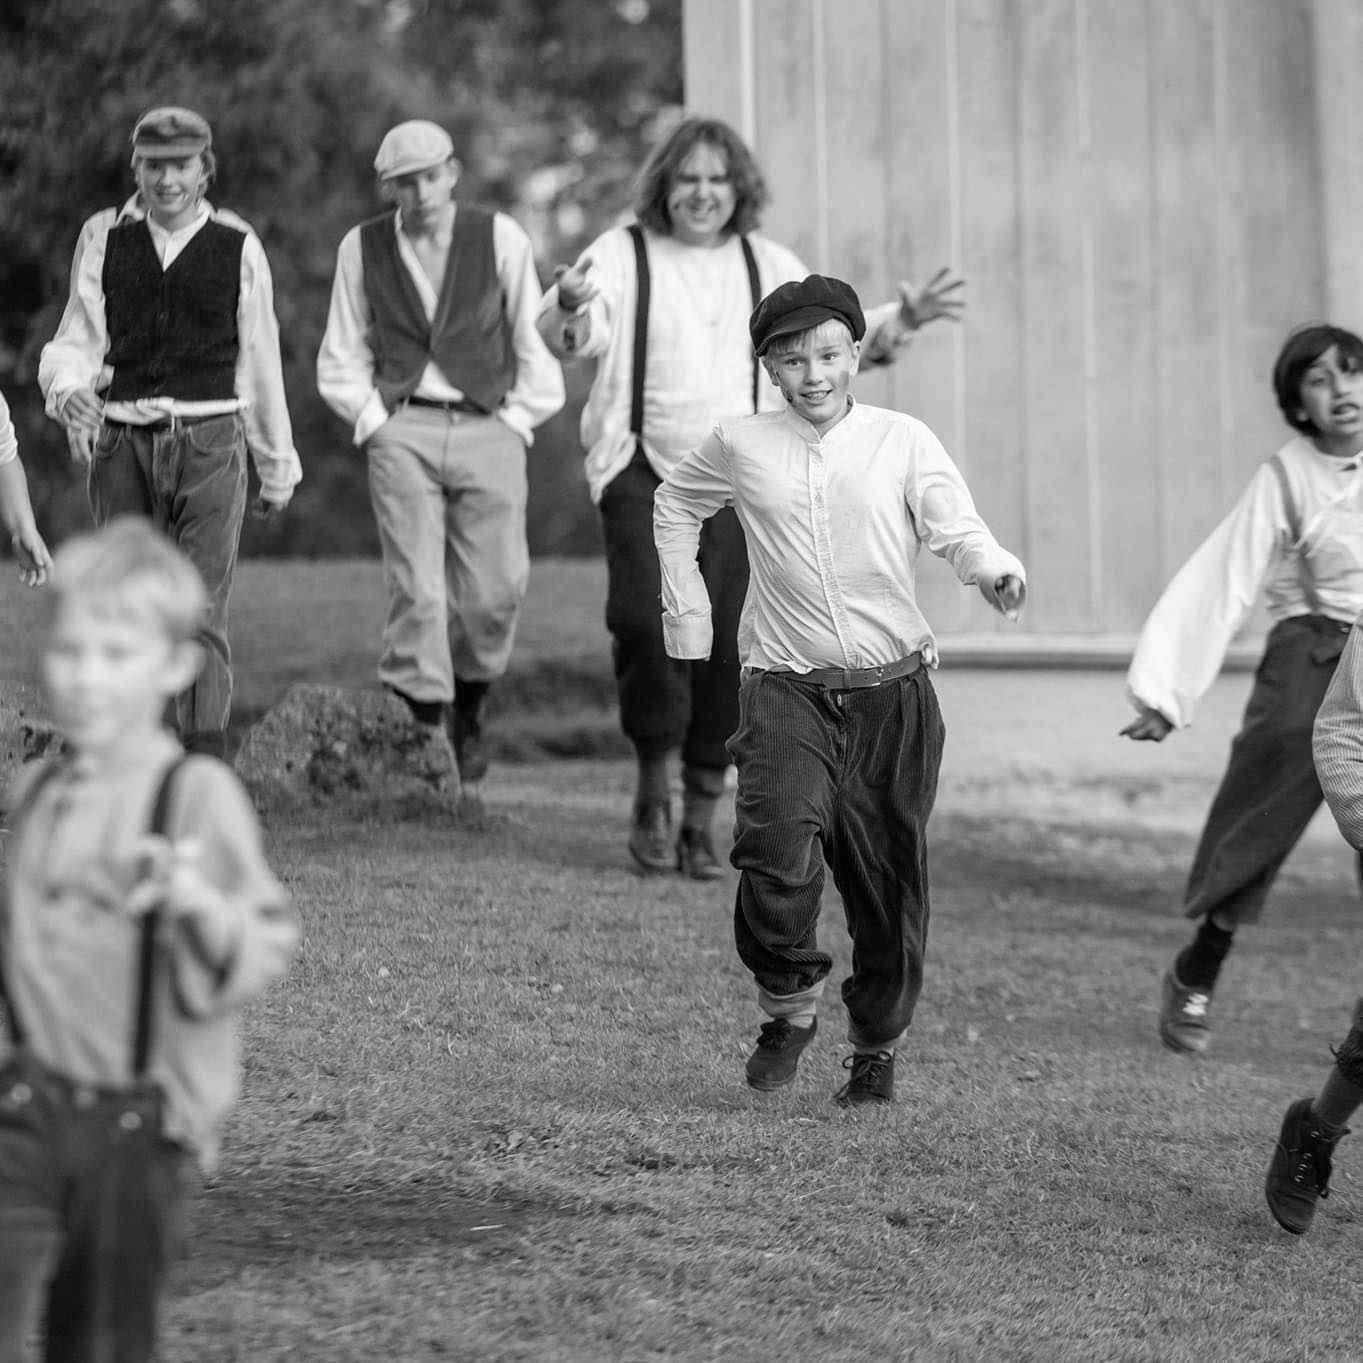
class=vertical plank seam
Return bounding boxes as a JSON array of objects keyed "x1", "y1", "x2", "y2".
[
  {"x1": 1076, "y1": 0, "x2": 1102, "y2": 631},
  {"x1": 945, "y1": 0, "x2": 967, "y2": 476},
  {"x1": 1213, "y1": 0, "x2": 1235, "y2": 503},
  {"x1": 812, "y1": 0, "x2": 830, "y2": 270},
  {"x1": 1014, "y1": 0, "x2": 1034, "y2": 595},
  {"x1": 737, "y1": 0, "x2": 756, "y2": 143},
  {"x1": 1145, "y1": 0, "x2": 1166, "y2": 585}
]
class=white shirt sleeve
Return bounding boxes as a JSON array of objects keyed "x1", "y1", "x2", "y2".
[
  {"x1": 316, "y1": 227, "x2": 391, "y2": 446},
  {"x1": 0, "y1": 391, "x2": 18, "y2": 467},
  {"x1": 232, "y1": 228, "x2": 303, "y2": 503},
  {"x1": 654, "y1": 429, "x2": 736, "y2": 660},
  {"x1": 1126, "y1": 464, "x2": 1285, "y2": 728},
  {"x1": 38, "y1": 209, "x2": 119, "y2": 418},
  {"x1": 535, "y1": 228, "x2": 629, "y2": 362},
  {"x1": 907, "y1": 421, "x2": 1027, "y2": 587},
  {"x1": 1314, "y1": 616, "x2": 1363, "y2": 850},
  {"x1": 492, "y1": 212, "x2": 566, "y2": 444}
]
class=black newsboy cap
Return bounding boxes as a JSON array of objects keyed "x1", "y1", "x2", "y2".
[{"x1": 749, "y1": 274, "x2": 866, "y2": 356}]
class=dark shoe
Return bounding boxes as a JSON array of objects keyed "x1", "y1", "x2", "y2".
[
  {"x1": 746, "y1": 1017, "x2": 818, "y2": 1091},
  {"x1": 628, "y1": 800, "x2": 673, "y2": 874},
  {"x1": 1159, "y1": 965, "x2": 1212, "y2": 1054},
  {"x1": 450, "y1": 706, "x2": 490, "y2": 783},
  {"x1": 834, "y1": 1050, "x2": 895, "y2": 1107},
  {"x1": 677, "y1": 826, "x2": 725, "y2": 881},
  {"x1": 1265, "y1": 1098, "x2": 1348, "y2": 1234}
]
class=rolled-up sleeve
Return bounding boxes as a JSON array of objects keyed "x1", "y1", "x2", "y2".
[
  {"x1": 654, "y1": 430, "x2": 735, "y2": 660},
  {"x1": 1314, "y1": 617, "x2": 1363, "y2": 850}
]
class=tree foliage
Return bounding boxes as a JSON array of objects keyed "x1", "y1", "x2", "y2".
[{"x1": 0, "y1": 0, "x2": 681, "y2": 555}]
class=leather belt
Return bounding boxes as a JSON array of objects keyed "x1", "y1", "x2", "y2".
[
  {"x1": 104, "y1": 412, "x2": 224, "y2": 431},
  {"x1": 745, "y1": 653, "x2": 923, "y2": 690},
  {"x1": 407, "y1": 396, "x2": 488, "y2": 415}
]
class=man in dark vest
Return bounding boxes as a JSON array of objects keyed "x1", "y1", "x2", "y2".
[
  {"x1": 318, "y1": 120, "x2": 564, "y2": 787},
  {"x1": 39, "y1": 106, "x2": 302, "y2": 760}
]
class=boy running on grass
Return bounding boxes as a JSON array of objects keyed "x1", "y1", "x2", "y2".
[
  {"x1": 1263, "y1": 614, "x2": 1363, "y2": 1233},
  {"x1": 1123, "y1": 324, "x2": 1363, "y2": 1055},
  {"x1": 0, "y1": 388, "x2": 53, "y2": 586},
  {"x1": 654, "y1": 275, "x2": 1026, "y2": 1106},
  {"x1": 0, "y1": 518, "x2": 297, "y2": 1363}
]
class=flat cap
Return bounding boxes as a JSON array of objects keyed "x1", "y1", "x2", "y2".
[
  {"x1": 130, "y1": 107, "x2": 213, "y2": 159},
  {"x1": 749, "y1": 274, "x2": 866, "y2": 356},
  {"x1": 374, "y1": 120, "x2": 455, "y2": 180}
]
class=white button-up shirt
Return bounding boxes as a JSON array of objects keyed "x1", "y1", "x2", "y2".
[
  {"x1": 654, "y1": 401, "x2": 1026, "y2": 672},
  {"x1": 37, "y1": 198, "x2": 303, "y2": 504}
]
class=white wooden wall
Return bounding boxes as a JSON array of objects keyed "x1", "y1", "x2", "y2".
[{"x1": 684, "y1": 0, "x2": 1363, "y2": 644}]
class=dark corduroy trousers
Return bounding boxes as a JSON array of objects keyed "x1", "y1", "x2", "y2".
[
  {"x1": 727, "y1": 667, "x2": 945, "y2": 1049},
  {"x1": 1183, "y1": 614, "x2": 1349, "y2": 925}
]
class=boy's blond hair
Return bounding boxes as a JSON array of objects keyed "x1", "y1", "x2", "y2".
[
  {"x1": 48, "y1": 516, "x2": 207, "y2": 643},
  {"x1": 762, "y1": 317, "x2": 857, "y2": 360}
]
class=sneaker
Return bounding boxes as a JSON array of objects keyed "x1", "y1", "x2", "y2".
[
  {"x1": 450, "y1": 706, "x2": 490, "y2": 783},
  {"x1": 745, "y1": 1017, "x2": 818, "y2": 1091},
  {"x1": 1159, "y1": 965, "x2": 1213, "y2": 1054},
  {"x1": 1265, "y1": 1098, "x2": 1348, "y2": 1234},
  {"x1": 834, "y1": 1050, "x2": 895, "y2": 1107},
  {"x1": 628, "y1": 800, "x2": 673, "y2": 875},
  {"x1": 677, "y1": 826, "x2": 725, "y2": 881}
]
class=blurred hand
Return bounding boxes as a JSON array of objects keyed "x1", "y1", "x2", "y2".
[
  {"x1": 1120, "y1": 708, "x2": 1174, "y2": 742},
  {"x1": 979, "y1": 573, "x2": 1026, "y2": 621},
  {"x1": 553, "y1": 258, "x2": 597, "y2": 311},
  {"x1": 12, "y1": 526, "x2": 53, "y2": 587},
  {"x1": 896, "y1": 267, "x2": 966, "y2": 331},
  {"x1": 250, "y1": 493, "x2": 288, "y2": 522}
]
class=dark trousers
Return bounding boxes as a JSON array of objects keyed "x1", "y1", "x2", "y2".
[
  {"x1": 0, "y1": 1057, "x2": 188, "y2": 1363},
  {"x1": 88, "y1": 415, "x2": 249, "y2": 752},
  {"x1": 727, "y1": 669, "x2": 946, "y2": 1048},
  {"x1": 1184, "y1": 615, "x2": 1349, "y2": 925},
  {"x1": 599, "y1": 446, "x2": 749, "y2": 769}
]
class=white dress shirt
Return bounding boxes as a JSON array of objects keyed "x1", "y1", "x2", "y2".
[
  {"x1": 316, "y1": 207, "x2": 565, "y2": 447},
  {"x1": 654, "y1": 401, "x2": 1026, "y2": 672},
  {"x1": 1126, "y1": 435, "x2": 1363, "y2": 728},
  {"x1": 37, "y1": 197, "x2": 302, "y2": 504},
  {"x1": 0, "y1": 392, "x2": 17, "y2": 468}
]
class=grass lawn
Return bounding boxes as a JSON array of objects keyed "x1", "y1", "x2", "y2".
[{"x1": 6, "y1": 561, "x2": 1363, "y2": 1359}]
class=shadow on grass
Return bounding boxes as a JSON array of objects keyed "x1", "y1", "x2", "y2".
[{"x1": 178, "y1": 1172, "x2": 582, "y2": 1291}]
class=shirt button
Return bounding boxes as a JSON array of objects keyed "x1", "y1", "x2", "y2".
[{"x1": 119, "y1": 1110, "x2": 143, "y2": 1132}]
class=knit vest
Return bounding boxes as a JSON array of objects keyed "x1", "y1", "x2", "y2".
[
  {"x1": 102, "y1": 219, "x2": 243, "y2": 402},
  {"x1": 358, "y1": 206, "x2": 515, "y2": 414}
]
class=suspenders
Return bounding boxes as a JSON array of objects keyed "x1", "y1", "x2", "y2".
[
  {"x1": 625, "y1": 224, "x2": 764, "y2": 440},
  {"x1": 1, "y1": 755, "x2": 187, "y2": 1080}
]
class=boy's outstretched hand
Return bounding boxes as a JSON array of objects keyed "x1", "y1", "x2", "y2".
[
  {"x1": 1120, "y1": 707, "x2": 1174, "y2": 742},
  {"x1": 980, "y1": 573, "x2": 1026, "y2": 622},
  {"x1": 552, "y1": 259, "x2": 598, "y2": 354}
]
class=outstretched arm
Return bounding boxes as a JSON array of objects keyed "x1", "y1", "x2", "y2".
[{"x1": 861, "y1": 267, "x2": 966, "y2": 367}]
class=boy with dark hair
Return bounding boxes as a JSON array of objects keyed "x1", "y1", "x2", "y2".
[
  {"x1": 38, "y1": 106, "x2": 303, "y2": 759},
  {"x1": 318, "y1": 119, "x2": 564, "y2": 786},
  {"x1": 539, "y1": 115, "x2": 963, "y2": 879},
  {"x1": 654, "y1": 275, "x2": 1025, "y2": 1105},
  {"x1": 1123, "y1": 323, "x2": 1363, "y2": 1054},
  {"x1": 0, "y1": 517, "x2": 296, "y2": 1362}
]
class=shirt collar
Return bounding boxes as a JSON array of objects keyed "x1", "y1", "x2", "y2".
[
  {"x1": 116, "y1": 194, "x2": 214, "y2": 239},
  {"x1": 780, "y1": 394, "x2": 859, "y2": 442}
]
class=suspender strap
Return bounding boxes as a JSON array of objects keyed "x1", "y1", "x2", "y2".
[
  {"x1": 0, "y1": 757, "x2": 71, "y2": 1051},
  {"x1": 738, "y1": 235, "x2": 762, "y2": 412},
  {"x1": 625, "y1": 226, "x2": 765, "y2": 439},
  {"x1": 132, "y1": 755, "x2": 188, "y2": 1078},
  {"x1": 627, "y1": 224, "x2": 650, "y2": 439},
  {"x1": 1268, "y1": 453, "x2": 1323, "y2": 615}
]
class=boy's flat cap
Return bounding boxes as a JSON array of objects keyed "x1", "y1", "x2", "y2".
[
  {"x1": 130, "y1": 107, "x2": 213, "y2": 158},
  {"x1": 749, "y1": 274, "x2": 866, "y2": 355},
  {"x1": 374, "y1": 120, "x2": 455, "y2": 180}
]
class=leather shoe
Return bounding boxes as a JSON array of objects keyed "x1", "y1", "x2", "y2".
[
  {"x1": 628, "y1": 800, "x2": 673, "y2": 874},
  {"x1": 449, "y1": 706, "x2": 490, "y2": 783},
  {"x1": 834, "y1": 1050, "x2": 895, "y2": 1106},
  {"x1": 677, "y1": 826, "x2": 725, "y2": 880}
]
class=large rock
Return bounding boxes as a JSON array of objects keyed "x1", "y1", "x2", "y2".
[
  {"x1": 234, "y1": 684, "x2": 460, "y2": 815},
  {"x1": 0, "y1": 681, "x2": 63, "y2": 808}
]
